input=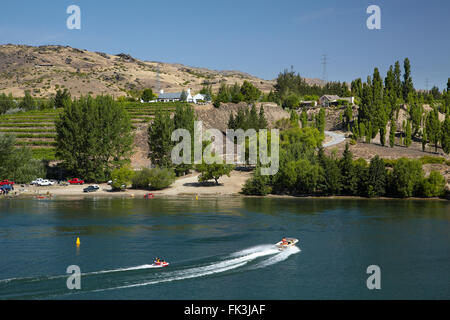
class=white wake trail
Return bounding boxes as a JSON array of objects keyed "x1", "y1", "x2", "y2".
[{"x1": 93, "y1": 244, "x2": 283, "y2": 292}]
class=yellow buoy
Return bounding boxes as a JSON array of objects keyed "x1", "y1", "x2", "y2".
[{"x1": 76, "y1": 237, "x2": 81, "y2": 246}]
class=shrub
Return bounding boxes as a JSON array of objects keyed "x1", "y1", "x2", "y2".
[
  {"x1": 390, "y1": 158, "x2": 424, "y2": 198},
  {"x1": 132, "y1": 167, "x2": 175, "y2": 190},
  {"x1": 419, "y1": 156, "x2": 446, "y2": 165},
  {"x1": 131, "y1": 168, "x2": 152, "y2": 189},
  {"x1": 148, "y1": 168, "x2": 176, "y2": 190},
  {"x1": 422, "y1": 171, "x2": 446, "y2": 197},
  {"x1": 241, "y1": 167, "x2": 272, "y2": 196},
  {"x1": 111, "y1": 166, "x2": 135, "y2": 191}
]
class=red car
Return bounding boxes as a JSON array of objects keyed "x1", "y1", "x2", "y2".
[
  {"x1": 0, "y1": 180, "x2": 14, "y2": 186},
  {"x1": 68, "y1": 178, "x2": 85, "y2": 185}
]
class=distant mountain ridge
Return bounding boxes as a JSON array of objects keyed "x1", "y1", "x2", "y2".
[{"x1": 0, "y1": 44, "x2": 325, "y2": 98}]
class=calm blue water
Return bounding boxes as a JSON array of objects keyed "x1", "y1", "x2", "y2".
[{"x1": 0, "y1": 197, "x2": 449, "y2": 300}]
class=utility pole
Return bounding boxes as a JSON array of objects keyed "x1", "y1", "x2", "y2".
[
  {"x1": 321, "y1": 54, "x2": 328, "y2": 83},
  {"x1": 156, "y1": 64, "x2": 161, "y2": 93}
]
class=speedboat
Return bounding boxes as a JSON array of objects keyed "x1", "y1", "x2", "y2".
[
  {"x1": 152, "y1": 260, "x2": 169, "y2": 268},
  {"x1": 275, "y1": 238, "x2": 299, "y2": 250}
]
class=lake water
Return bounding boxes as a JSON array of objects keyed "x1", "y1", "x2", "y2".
[{"x1": 0, "y1": 197, "x2": 449, "y2": 300}]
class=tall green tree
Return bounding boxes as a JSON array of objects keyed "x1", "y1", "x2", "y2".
[
  {"x1": 390, "y1": 158, "x2": 424, "y2": 198},
  {"x1": 422, "y1": 129, "x2": 427, "y2": 152},
  {"x1": 315, "y1": 108, "x2": 326, "y2": 137},
  {"x1": 441, "y1": 115, "x2": 450, "y2": 154},
  {"x1": 54, "y1": 89, "x2": 71, "y2": 108},
  {"x1": 141, "y1": 88, "x2": 155, "y2": 102},
  {"x1": 318, "y1": 149, "x2": 341, "y2": 195},
  {"x1": 339, "y1": 143, "x2": 358, "y2": 195},
  {"x1": 425, "y1": 108, "x2": 441, "y2": 153},
  {"x1": 0, "y1": 134, "x2": 45, "y2": 183},
  {"x1": 240, "y1": 80, "x2": 261, "y2": 103},
  {"x1": 300, "y1": 109, "x2": 308, "y2": 128},
  {"x1": 393, "y1": 61, "x2": 403, "y2": 102},
  {"x1": 402, "y1": 58, "x2": 414, "y2": 102},
  {"x1": 148, "y1": 107, "x2": 175, "y2": 168},
  {"x1": 19, "y1": 91, "x2": 35, "y2": 110},
  {"x1": 404, "y1": 120, "x2": 412, "y2": 147},
  {"x1": 389, "y1": 120, "x2": 396, "y2": 148},
  {"x1": 56, "y1": 95, "x2": 134, "y2": 182},
  {"x1": 173, "y1": 104, "x2": 196, "y2": 175},
  {"x1": 365, "y1": 156, "x2": 387, "y2": 197}
]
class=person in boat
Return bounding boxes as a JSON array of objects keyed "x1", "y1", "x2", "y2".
[{"x1": 281, "y1": 237, "x2": 289, "y2": 245}]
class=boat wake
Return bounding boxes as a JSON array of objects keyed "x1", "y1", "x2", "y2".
[{"x1": 0, "y1": 244, "x2": 300, "y2": 298}]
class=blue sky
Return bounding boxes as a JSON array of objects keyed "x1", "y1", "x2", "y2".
[{"x1": 0, "y1": 0, "x2": 449, "y2": 90}]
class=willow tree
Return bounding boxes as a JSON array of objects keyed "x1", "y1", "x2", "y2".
[{"x1": 55, "y1": 95, "x2": 134, "y2": 182}]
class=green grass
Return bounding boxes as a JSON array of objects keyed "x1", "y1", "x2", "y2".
[
  {"x1": 0, "y1": 119, "x2": 56, "y2": 124},
  {"x1": 30, "y1": 148, "x2": 57, "y2": 160},
  {"x1": 0, "y1": 128, "x2": 56, "y2": 133},
  {"x1": 0, "y1": 123, "x2": 55, "y2": 128},
  {"x1": 15, "y1": 140, "x2": 57, "y2": 147},
  {"x1": 15, "y1": 133, "x2": 57, "y2": 139}
]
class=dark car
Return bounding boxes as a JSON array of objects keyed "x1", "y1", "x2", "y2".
[{"x1": 83, "y1": 185, "x2": 100, "y2": 193}]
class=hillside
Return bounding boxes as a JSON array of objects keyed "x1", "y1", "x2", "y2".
[{"x1": 0, "y1": 44, "x2": 289, "y2": 98}]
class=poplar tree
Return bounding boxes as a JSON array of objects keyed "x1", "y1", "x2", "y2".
[
  {"x1": 340, "y1": 143, "x2": 358, "y2": 195},
  {"x1": 300, "y1": 109, "x2": 308, "y2": 128},
  {"x1": 441, "y1": 116, "x2": 450, "y2": 154},
  {"x1": 148, "y1": 107, "x2": 175, "y2": 168},
  {"x1": 389, "y1": 120, "x2": 396, "y2": 148},
  {"x1": 425, "y1": 108, "x2": 441, "y2": 153},
  {"x1": 402, "y1": 58, "x2": 414, "y2": 103}
]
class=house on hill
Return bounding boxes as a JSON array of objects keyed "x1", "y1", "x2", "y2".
[
  {"x1": 192, "y1": 93, "x2": 211, "y2": 104},
  {"x1": 156, "y1": 89, "x2": 193, "y2": 102},
  {"x1": 319, "y1": 95, "x2": 354, "y2": 107},
  {"x1": 156, "y1": 89, "x2": 211, "y2": 104}
]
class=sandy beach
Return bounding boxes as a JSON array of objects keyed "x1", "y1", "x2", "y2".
[{"x1": 9, "y1": 170, "x2": 252, "y2": 199}]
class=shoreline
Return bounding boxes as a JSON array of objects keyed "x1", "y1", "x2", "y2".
[
  {"x1": 1, "y1": 171, "x2": 448, "y2": 202},
  {"x1": 3, "y1": 187, "x2": 448, "y2": 202}
]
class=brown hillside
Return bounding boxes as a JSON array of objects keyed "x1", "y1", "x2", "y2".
[{"x1": 0, "y1": 44, "x2": 280, "y2": 98}]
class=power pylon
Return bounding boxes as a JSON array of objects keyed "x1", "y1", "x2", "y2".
[{"x1": 321, "y1": 54, "x2": 328, "y2": 83}]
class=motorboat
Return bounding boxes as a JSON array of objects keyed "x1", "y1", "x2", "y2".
[
  {"x1": 152, "y1": 259, "x2": 169, "y2": 268},
  {"x1": 275, "y1": 238, "x2": 299, "y2": 250}
]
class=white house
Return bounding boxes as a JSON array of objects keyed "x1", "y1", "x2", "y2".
[
  {"x1": 156, "y1": 89, "x2": 193, "y2": 102},
  {"x1": 157, "y1": 89, "x2": 210, "y2": 104},
  {"x1": 319, "y1": 95, "x2": 354, "y2": 107},
  {"x1": 192, "y1": 93, "x2": 211, "y2": 104}
]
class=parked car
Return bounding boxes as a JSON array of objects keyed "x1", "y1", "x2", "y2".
[
  {"x1": 69, "y1": 178, "x2": 85, "y2": 185},
  {"x1": 0, "y1": 180, "x2": 14, "y2": 186},
  {"x1": 83, "y1": 185, "x2": 100, "y2": 193},
  {"x1": 36, "y1": 180, "x2": 55, "y2": 186},
  {"x1": 31, "y1": 178, "x2": 45, "y2": 185}
]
